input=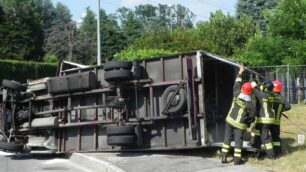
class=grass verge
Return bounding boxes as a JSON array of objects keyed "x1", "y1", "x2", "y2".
[{"x1": 247, "y1": 105, "x2": 306, "y2": 172}]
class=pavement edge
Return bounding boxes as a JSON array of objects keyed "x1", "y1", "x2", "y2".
[{"x1": 70, "y1": 153, "x2": 125, "y2": 172}]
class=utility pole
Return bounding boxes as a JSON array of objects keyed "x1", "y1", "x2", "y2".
[{"x1": 97, "y1": 0, "x2": 101, "y2": 65}]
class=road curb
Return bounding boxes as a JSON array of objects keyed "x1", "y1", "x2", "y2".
[{"x1": 70, "y1": 153, "x2": 125, "y2": 172}]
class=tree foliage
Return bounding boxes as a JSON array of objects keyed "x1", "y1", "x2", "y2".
[
  {"x1": 78, "y1": 7, "x2": 97, "y2": 64},
  {"x1": 116, "y1": 11, "x2": 255, "y2": 60},
  {"x1": 0, "y1": 0, "x2": 304, "y2": 68},
  {"x1": 196, "y1": 11, "x2": 255, "y2": 56},
  {"x1": 236, "y1": 0, "x2": 277, "y2": 31},
  {"x1": 235, "y1": 0, "x2": 306, "y2": 65},
  {"x1": 114, "y1": 48, "x2": 176, "y2": 61},
  {"x1": 0, "y1": 0, "x2": 44, "y2": 61}
]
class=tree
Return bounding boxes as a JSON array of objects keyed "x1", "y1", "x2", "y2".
[
  {"x1": 172, "y1": 4, "x2": 195, "y2": 29},
  {"x1": 45, "y1": 21, "x2": 83, "y2": 61},
  {"x1": 236, "y1": 0, "x2": 277, "y2": 31},
  {"x1": 267, "y1": 0, "x2": 306, "y2": 64},
  {"x1": 99, "y1": 9, "x2": 126, "y2": 61},
  {"x1": 267, "y1": 0, "x2": 306, "y2": 40},
  {"x1": 44, "y1": 2, "x2": 76, "y2": 61},
  {"x1": 115, "y1": 11, "x2": 255, "y2": 60},
  {"x1": 122, "y1": 4, "x2": 195, "y2": 33},
  {"x1": 53, "y1": 2, "x2": 72, "y2": 24},
  {"x1": 78, "y1": 7, "x2": 97, "y2": 64},
  {"x1": 117, "y1": 7, "x2": 143, "y2": 45},
  {"x1": 235, "y1": 0, "x2": 306, "y2": 65},
  {"x1": 196, "y1": 11, "x2": 255, "y2": 56},
  {"x1": 0, "y1": 0, "x2": 44, "y2": 61},
  {"x1": 40, "y1": 0, "x2": 57, "y2": 30}
]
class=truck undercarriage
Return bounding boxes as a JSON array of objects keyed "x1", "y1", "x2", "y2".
[{"x1": 0, "y1": 51, "x2": 247, "y2": 153}]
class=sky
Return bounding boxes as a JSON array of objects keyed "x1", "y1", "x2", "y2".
[{"x1": 51, "y1": 0, "x2": 238, "y2": 24}]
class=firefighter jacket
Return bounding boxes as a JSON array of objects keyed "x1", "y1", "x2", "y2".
[
  {"x1": 272, "y1": 93, "x2": 291, "y2": 125},
  {"x1": 252, "y1": 87, "x2": 279, "y2": 124},
  {"x1": 226, "y1": 74, "x2": 256, "y2": 130}
]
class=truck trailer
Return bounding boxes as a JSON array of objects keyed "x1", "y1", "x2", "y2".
[{"x1": 0, "y1": 51, "x2": 251, "y2": 153}]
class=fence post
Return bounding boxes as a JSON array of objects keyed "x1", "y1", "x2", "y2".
[{"x1": 287, "y1": 64, "x2": 290, "y2": 102}]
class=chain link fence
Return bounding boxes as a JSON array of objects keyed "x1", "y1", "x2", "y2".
[{"x1": 243, "y1": 65, "x2": 306, "y2": 104}]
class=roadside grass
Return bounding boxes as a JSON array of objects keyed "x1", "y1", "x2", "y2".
[{"x1": 247, "y1": 105, "x2": 306, "y2": 172}]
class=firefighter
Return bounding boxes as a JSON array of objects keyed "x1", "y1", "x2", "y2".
[
  {"x1": 271, "y1": 80, "x2": 291, "y2": 156},
  {"x1": 221, "y1": 65, "x2": 256, "y2": 165},
  {"x1": 249, "y1": 124, "x2": 261, "y2": 150},
  {"x1": 250, "y1": 80, "x2": 277, "y2": 159},
  {"x1": 249, "y1": 82, "x2": 264, "y2": 151}
]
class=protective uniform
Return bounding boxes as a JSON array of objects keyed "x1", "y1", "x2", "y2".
[
  {"x1": 251, "y1": 81, "x2": 277, "y2": 159},
  {"x1": 249, "y1": 84, "x2": 264, "y2": 150},
  {"x1": 221, "y1": 73, "x2": 256, "y2": 165},
  {"x1": 271, "y1": 80, "x2": 291, "y2": 156}
]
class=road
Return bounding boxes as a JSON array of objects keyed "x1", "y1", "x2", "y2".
[
  {"x1": 0, "y1": 149, "x2": 267, "y2": 172},
  {"x1": 0, "y1": 151, "x2": 92, "y2": 172},
  {"x1": 70, "y1": 149, "x2": 267, "y2": 172}
]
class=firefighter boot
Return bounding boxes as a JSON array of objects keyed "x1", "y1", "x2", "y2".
[
  {"x1": 234, "y1": 157, "x2": 245, "y2": 165},
  {"x1": 266, "y1": 150, "x2": 276, "y2": 159},
  {"x1": 221, "y1": 153, "x2": 228, "y2": 163},
  {"x1": 274, "y1": 147, "x2": 282, "y2": 157}
]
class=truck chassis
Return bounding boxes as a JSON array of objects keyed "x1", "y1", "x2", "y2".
[{"x1": 0, "y1": 51, "x2": 242, "y2": 153}]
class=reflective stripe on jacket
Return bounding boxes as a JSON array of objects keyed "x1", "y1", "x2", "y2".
[
  {"x1": 226, "y1": 75, "x2": 256, "y2": 130},
  {"x1": 253, "y1": 88, "x2": 285, "y2": 124},
  {"x1": 272, "y1": 93, "x2": 291, "y2": 125}
]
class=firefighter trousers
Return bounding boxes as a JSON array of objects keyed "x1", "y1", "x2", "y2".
[
  {"x1": 257, "y1": 124, "x2": 276, "y2": 158},
  {"x1": 271, "y1": 124, "x2": 281, "y2": 156},
  {"x1": 250, "y1": 125, "x2": 261, "y2": 149},
  {"x1": 222, "y1": 122, "x2": 244, "y2": 159}
]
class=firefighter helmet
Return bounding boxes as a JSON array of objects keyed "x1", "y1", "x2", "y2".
[
  {"x1": 263, "y1": 81, "x2": 274, "y2": 92},
  {"x1": 273, "y1": 80, "x2": 282, "y2": 93},
  {"x1": 241, "y1": 82, "x2": 252, "y2": 95}
]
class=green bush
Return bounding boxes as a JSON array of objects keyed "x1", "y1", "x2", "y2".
[
  {"x1": 114, "y1": 48, "x2": 177, "y2": 61},
  {"x1": 43, "y1": 54, "x2": 58, "y2": 63},
  {"x1": 0, "y1": 59, "x2": 57, "y2": 83}
]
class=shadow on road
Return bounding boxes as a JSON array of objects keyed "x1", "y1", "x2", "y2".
[{"x1": 3, "y1": 152, "x2": 68, "y2": 160}]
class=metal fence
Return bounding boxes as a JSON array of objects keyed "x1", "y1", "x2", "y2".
[{"x1": 243, "y1": 65, "x2": 306, "y2": 104}]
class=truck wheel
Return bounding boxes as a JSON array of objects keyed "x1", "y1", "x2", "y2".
[
  {"x1": 107, "y1": 135, "x2": 136, "y2": 146},
  {"x1": 2, "y1": 79, "x2": 27, "y2": 92},
  {"x1": 104, "y1": 70, "x2": 133, "y2": 82},
  {"x1": 106, "y1": 126, "x2": 135, "y2": 136},
  {"x1": 104, "y1": 61, "x2": 132, "y2": 71},
  {"x1": 0, "y1": 140, "x2": 24, "y2": 152},
  {"x1": 162, "y1": 85, "x2": 187, "y2": 114}
]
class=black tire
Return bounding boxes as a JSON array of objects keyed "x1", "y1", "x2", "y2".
[
  {"x1": 104, "y1": 61, "x2": 132, "y2": 71},
  {"x1": 104, "y1": 70, "x2": 133, "y2": 82},
  {"x1": 162, "y1": 85, "x2": 187, "y2": 114},
  {"x1": 2, "y1": 79, "x2": 27, "y2": 92},
  {"x1": 107, "y1": 135, "x2": 136, "y2": 146},
  {"x1": 106, "y1": 126, "x2": 135, "y2": 136},
  {"x1": 0, "y1": 140, "x2": 24, "y2": 152}
]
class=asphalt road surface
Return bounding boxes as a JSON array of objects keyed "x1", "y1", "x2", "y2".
[{"x1": 0, "y1": 151, "x2": 92, "y2": 172}]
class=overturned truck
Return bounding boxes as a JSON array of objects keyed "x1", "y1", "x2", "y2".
[{"x1": 0, "y1": 51, "x2": 247, "y2": 153}]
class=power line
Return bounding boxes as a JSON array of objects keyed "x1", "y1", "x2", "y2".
[
  {"x1": 197, "y1": 0, "x2": 232, "y2": 12},
  {"x1": 101, "y1": 0, "x2": 122, "y2": 8}
]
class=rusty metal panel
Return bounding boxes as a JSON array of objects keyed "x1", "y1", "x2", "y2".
[
  {"x1": 164, "y1": 57, "x2": 183, "y2": 81},
  {"x1": 97, "y1": 127, "x2": 109, "y2": 150},
  {"x1": 146, "y1": 60, "x2": 162, "y2": 82},
  {"x1": 80, "y1": 95, "x2": 97, "y2": 121},
  {"x1": 80, "y1": 126, "x2": 94, "y2": 151},
  {"x1": 165, "y1": 119, "x2": 185, "y2": 147},
  {"x1": 150, "y1": 122, "x2": 164, "y2": 148},
  {"x1": 65, "y1": 127, "x2": 78, "y2": 151}
]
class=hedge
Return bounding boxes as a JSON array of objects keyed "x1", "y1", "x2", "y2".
[
  {"x1": 114, "y1": 48, "x2": 177, "y2": 61},
  {"x1": 0, "y1": 59, "x2": 57, "y2": 83}
]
